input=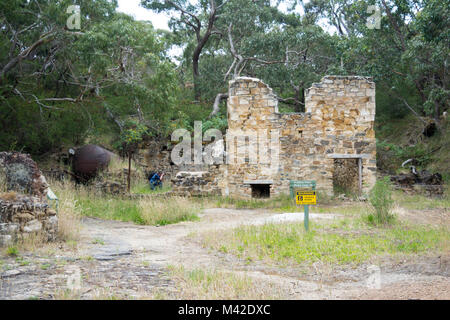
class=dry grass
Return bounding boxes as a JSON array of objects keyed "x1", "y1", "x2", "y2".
[
  {"x1": 48, "y1": 179, "x2": 82, "y2": 242},
  {"x1": 138, "y1": 197, "x2": 200, "y2": 226},
  {"x1": 52, "y1": 288, "x2": 82, "y2": 300},
  {"x1": 107, "y1": 155, "x2": 137, "y2": 172},
  {"x1": 0, "y1": 179, "x2": 82, "y2": 253},
  {"x1": 53, "y1": 287, "x2": 123, "y2": 300},
  {"x1": 164, "y1": 265, "x2": 282, "y2": 300},
  {"x1": 0, "y1": 191, "x2": 18, "y2": 201},
  {"x1": 0, "y1": 167, "x2": 7, "y2": 193},
  {"x1": 15, "y1": 232, "x2": 50, "y2": 252}
]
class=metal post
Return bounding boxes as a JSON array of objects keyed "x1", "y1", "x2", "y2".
[
  {"x1": 304, "y1": 205, "x2": 309, "y2": 232},
  {"x1": 358, "y1": 157, "x2": 363, "y2": 196}
]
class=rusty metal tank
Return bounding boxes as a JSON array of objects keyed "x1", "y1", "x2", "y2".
[{"x1": 71, "y1": 145, "x2": 115, "y2": 182}]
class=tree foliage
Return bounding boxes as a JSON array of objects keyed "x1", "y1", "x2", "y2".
[{"x1": 0, "y1": 0, "x2": 448, "y2": 156}]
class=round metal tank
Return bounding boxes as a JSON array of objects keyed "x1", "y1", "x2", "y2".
[{"x1": 71, "y1": 145, "x2": 115, "y2": 182}]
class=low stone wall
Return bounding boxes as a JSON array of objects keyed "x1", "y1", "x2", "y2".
[
  {"x1": 0, "y1": 194, "x2": 57, "y2": 246},
  {"x1": 95, "y1": 181, "x2": 127, "y2": 195},
  {"x1": 171, "y1": 169, "x2": 221, "y2": 196}
]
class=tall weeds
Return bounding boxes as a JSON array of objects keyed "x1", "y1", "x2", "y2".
[
  {"x1": 49, "y1": 179, "x2": 82, "y2": 242},
  {"x1": 366, "y1": 177, "x2": 395, "y2": 225}
]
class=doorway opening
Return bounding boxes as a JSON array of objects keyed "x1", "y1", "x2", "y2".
[
  {"x1": 333, "y1": 158, "x2": 362, "y2": 196},
  {"x1": 251, "y1": 184, "x2": 271, "y2": 198}
]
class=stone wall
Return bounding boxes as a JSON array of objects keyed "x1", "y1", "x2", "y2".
[
  {"x1": 0, "y1": 194, "x2": 58, "y2": 246},
  {"x1": 221, "y1": 76, "x2": 376, "y2": 198},
  {"x1": 0, "y1": 152, "x2": 58, "y2": 246},
  {"x1": 171, "y1": 166, "x2": 222, "y2": 196}
]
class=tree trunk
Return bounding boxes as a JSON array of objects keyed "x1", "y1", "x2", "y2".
[
  {"x1": 192, "y1": 52, "x2": 201, "y2": 101},
  {"x1": 294, "y1": 86, "x2": 301, "y2": 113},
  {"x1": 300, "y1": 87, "x2": 305, "y2": 112}
]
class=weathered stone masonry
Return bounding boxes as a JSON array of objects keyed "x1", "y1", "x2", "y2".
[
  {"x1": 220, "y1": 76, "x2": 377, "y2": 198},
  {"x1": 167, "y1": 75, "x2": 376, "y2": 198},
  {"x1": 0, "y1": 152, "x2": 58, "y2": 246}
]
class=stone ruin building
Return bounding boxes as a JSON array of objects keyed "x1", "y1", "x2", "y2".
[{"x1": 169, "y1": 75, "x2": 377, "y2": 199}]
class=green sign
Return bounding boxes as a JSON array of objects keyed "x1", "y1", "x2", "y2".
[
  {"x1": 289, "y1": 180, "x2": 316, "y2": 198},
  {"x1": 290, "y1": 180, "x2": 317, "y2": 232}
]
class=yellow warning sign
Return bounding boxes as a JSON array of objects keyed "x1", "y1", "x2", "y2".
[{"x1": 296, "y1": 191, "x2": 317, "y2": 205}]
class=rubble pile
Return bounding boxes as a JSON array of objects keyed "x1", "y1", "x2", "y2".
[{"x1": 390, "y1": 170, "x2": 444, "y2": 196}]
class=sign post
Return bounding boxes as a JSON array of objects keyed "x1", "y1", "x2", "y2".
[
  {"x1": 292, "y1": 181, "x2": 317, "y2": 232},
  {"x1": 304, "y1": 204, "x2": 309, "y2": 232}
]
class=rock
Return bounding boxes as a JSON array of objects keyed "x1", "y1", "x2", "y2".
[
  {"x1": 391, "y1": 170, "x2": 444, "y2": 197},
  {"x1": 0, "y1": 152, "x2": 48, "y2": 198},
  {"x1": 0, "y1": 193, "x2": 58, "y2": 246},
  {"x1": 96, "y1": 181, "x2": 126, "y2": 195},
  {"x1": 0, "y1": 234, "x2": 13, "y2": 246},
  {"x1": 0, "y1": 223, "x2": 19, "y2": 235},
  {"x1": 1, "y1": 269, "x2": 21, "y2": 278},
  {"x1": 23, "y1": 219, "x2": 42, "y2": 233},
  {"x1": 15, "y1": 212, "x2": 35, "y2": 223}
]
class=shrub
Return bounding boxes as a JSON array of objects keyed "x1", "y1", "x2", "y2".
[
  {"x1": 367, "y1": 177, "x2": 395, "y2": 225},
  {"x1": 6, "y1": 246, "x2": 19, "y2": 257}
]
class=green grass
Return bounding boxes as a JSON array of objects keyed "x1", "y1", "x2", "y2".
[
  {"x1": 77, "y1": 197, "x2": 146, "y2": 224},
  {"x1": 5, "y1": 246, "x2": 19, "y2": 257},
  {"x1": 212, "y1": 192, "x2": 333, "y2": 211},
  {"x1": 131, "y1": 182, "x2": 172, "y2": 195},
  {"x1": 376, "y1": 115, "x2": 450, "y2": 176},
  {"x1": 393, "y1": 189, "x2": 450, "y2": 210},
  {"x1": 16, "y1": 257, "x2": 30, "y2": 266},
  {"x1": 40, "y1": 263, "x2": 51, "y2": 270},
  {"x1": 52, "y1": 179, "x2": 198, "y2": 227},
  {"x1": 76, "y1": 194, "x2": 200, "y2": 226},
  {"x1": 138, "y1": 197, "x2": 200, "y2": 226},
  {"x1": 92, "y1": 239, "x2": 105, "y2": 245},
  {"x1": 203, "y1": 219, "x2": 450, "y2": 265}
]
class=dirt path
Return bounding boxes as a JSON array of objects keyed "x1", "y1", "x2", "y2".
[{"x1": 1, "y1": 208, "x2": 449, "y2": 299}]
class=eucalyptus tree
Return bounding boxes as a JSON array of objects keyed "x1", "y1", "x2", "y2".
[
  {"x1": 204, "y1": 0, "x2": 339, "y2": 115},
  {"x1": 141, "y1": 0, "x2": 227, "y2": 100},
  {"x1": 301, "y1": 0, "x2": 449, "y2": 122},
  {"x1": 0, "y1": 0, "x2": 178, "y2": 154}
]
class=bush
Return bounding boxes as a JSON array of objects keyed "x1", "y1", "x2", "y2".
[
  {"x1": 367, "y1": 177, "x2": 395, "y2": 225},
  {"x1": 6, "y1": 246, "x2": 19, "y2": 257}
]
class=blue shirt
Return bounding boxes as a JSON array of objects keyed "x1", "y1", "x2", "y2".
[{"x1": 149, "y1": 173, "x2": 160, "y2": 183}]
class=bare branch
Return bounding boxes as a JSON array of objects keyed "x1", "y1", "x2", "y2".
[
  {"x1": 208, "y1": 92, "x2": 228, "y2": 118},
  {"x1": 0, "y1": 28, "x2": 57, "y2": 81},
  {"x1": 166, "y1": 0, "x2": 201, "y2": 31}
]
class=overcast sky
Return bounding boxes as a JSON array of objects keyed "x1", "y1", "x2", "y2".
[
  {"x1": 117, "y1": 0, "x2": 170, "y2": 30},
  {"x1": 116, "y1": 0, "x2": 307, "y2": 31}
]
